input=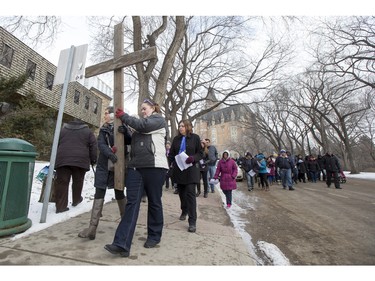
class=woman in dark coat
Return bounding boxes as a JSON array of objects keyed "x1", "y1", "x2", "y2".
[
  {"x1": 78, "y1": 106, "x2": 131, "y2": 240},
  {"x1": 54, "y1": 119, "x2": 97, "y2": 213},
  {"x1": 296, "y1": 155, "x2": 308, "y2": 183},
  {"x1": 306, "y1": 155, "x2": 321, "y2": 183},
  {"x1": 168, "y1": 120, "x2": 203, "y2": 233}
]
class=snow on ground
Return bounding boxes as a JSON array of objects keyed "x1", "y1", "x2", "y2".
[
  {"x1": 12, "y1": 161, "x2": 114, "y2": 240},
  {"x1": 343, "y1": 171, "x2": 375, "y2": 181}
]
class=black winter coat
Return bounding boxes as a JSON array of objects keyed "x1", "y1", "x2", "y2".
[
  {"x1": 241, "y1": 157, "x2": 258, "y2": 173},
  {"x1": 317, "y1": 156, "x2": 325, "y2": 170},
  {"x1": 297, "y1": 160, "x2": 308, "y2": 173},
  {"x1": 307, "y1": 159, "x2": 320, "y2": 172},
  {"x1": 323, "y1": 154, "x2": 341, "y2": 172},
  {"x1": 275, "y1": 156, "x2": 292, "y2": 169},
  {"x1": 168, "y1": 133, "x2": 203, "y2": 184},
  {"x1": 55, "y1": 120, "x2": 97, "y2": 171},
  {"x1": 199, "y1": 148, "x2": 209, "y2": 172},
  {"x1": 94, "y1": 123, "x2": 131, "y2": 190}
]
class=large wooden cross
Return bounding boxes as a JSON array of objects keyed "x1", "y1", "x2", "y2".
[{"x1": 85, "y1": 23, "x2": 157, "y2": 190}]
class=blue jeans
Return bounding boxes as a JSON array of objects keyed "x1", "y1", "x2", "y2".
[
  {"x1": 207, "y1": 165, "x2": 217, "y2": 192},
  {"x1": 279, "y1": 168, "x2": 293, "y2": 188},
  {"x1": 112, "y1": 168, "x2": 166, "y2": 252},
  {"x1": 310, "y1": 171, "x2": 318, "y2": 183},
  {"x1": 246, "y1": 172, "x2": 254, "y2": 189}
]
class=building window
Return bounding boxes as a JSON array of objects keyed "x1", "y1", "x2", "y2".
[
  {"x1": 46, "y1": 72, "x2": 54, "y2": 90},
  {"x1": 231, "y1": 126, "x2": 238, "y2": 142},
  {"x1": 74, "y1": 90, "x2": 80, "y2": 104},
  {"x1": 0, "y1": 43, "x2": 14, "y2": 68},
  {"x1": 93, "y1": 102, "x2": 98, "y2": 114},
  {"x1": 84, "y1": 96, "x2": 90, "y2": 110},
  {"x1": 26, "y1": 60, "x2": 36, "y2": 80},
  {"x1": 211, "y1": 127, "x2": 217, "y2": 144}
]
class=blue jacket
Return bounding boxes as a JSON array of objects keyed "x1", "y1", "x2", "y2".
[{"x1": 258, "y1": 158, "x2": 268, "y2": 174}]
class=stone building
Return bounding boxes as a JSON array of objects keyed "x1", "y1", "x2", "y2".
[
  {"x1": 0, "y1": 26, "x2": 112, "y2": 129},
  {"x1": 194, "y1": 88, "x2": 253, "y2": 159}
]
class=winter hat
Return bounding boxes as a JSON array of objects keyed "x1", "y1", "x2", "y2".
[
  {"x1": 280, "y1": 149, "x2": 286, "y2": 153},
  {"x1": 246, "y1": 152, "x2": 252, "y2": 157},
  {"x1": 222, "y1": 150, "x2": 230, "y2": 158},
  {"x1": 256, "y1": 153, "x2": 264, "y2": 160}
]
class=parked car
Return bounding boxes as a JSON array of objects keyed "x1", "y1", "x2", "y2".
[{"x1": 236, "y1": 163, "x2": 244, "y2": 182}]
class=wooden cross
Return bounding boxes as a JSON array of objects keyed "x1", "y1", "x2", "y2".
[{"x1": 85, "y1": 23, "x2": 157, "y2": 190}]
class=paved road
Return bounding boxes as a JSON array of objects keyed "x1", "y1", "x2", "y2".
[{"x1": 233, "y1": 177, "x2": 375, "y2": 265}]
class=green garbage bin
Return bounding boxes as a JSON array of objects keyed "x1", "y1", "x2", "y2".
[{"x1": 0, "y1": 138, "x2": 38, "y2": 237}]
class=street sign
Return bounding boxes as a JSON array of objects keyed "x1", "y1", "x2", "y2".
[{"x1": 54, "y1": 44, "x2": 88, "y2": 85}]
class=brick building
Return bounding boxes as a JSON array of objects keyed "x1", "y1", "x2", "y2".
[
  {"x1": 0, "y1": 26, "x2": 112, "y2": 129},
  {"x1": 194, "y1": 88, "x2": 253, "y2": 159}
]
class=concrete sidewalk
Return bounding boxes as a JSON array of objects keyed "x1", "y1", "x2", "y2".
[{"x1": 0, "y1": 187, "x2": 256, "y2": 265}]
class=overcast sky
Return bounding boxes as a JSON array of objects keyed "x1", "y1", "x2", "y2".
[{"x1": 3, "y1": 0, "x2": 375, "y2": 17}]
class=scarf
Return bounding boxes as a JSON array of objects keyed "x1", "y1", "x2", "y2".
[{"x1": 179, "y1": 136, "x2": 186, "y2": 154}]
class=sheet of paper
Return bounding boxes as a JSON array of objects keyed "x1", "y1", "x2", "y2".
[
  {"x1": 175, "y1": 151, "x2": 193, "y2": 171},
  {"x1": 209, "y1": 178, "x2": 219, "y2": 185},
  {"x1": 248, "y1": 169, "x2": 256, "y2": 177}
]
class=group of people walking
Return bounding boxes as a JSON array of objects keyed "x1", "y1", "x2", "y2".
[{"x1": 238, "y1": 149, "x2": 344, "y2": 192}]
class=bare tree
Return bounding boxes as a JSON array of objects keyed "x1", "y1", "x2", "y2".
[
  {"x1": 0, "y1": 16, "x2": 61, "y2": 47},
  {"x1": 290, "y1": 65, "x2": 371, "y2": 173},
  {"x1": 166, "y1": 17, "x2": 292, "y2": 137},
  {"x1": 315, "y1": 16, "x2": 375, "y2": 89}
]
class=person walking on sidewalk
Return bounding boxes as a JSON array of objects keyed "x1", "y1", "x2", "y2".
[
  {"x1": 206, "y1": 138, "x2": 218, "y2": 193},
  {"x1": 213, "y1": 150, "x2": 237, "y2": 208},
  {"x1": 275, "y1": 149, "x2": 295, "y2": 190},
  {"x1": 306, "y1": 155, "x2": 320, "y2": 183},
  {"x1": 54, "y1": 119, "x2": 97, "y2": 213},
  {"x1": 323, "y1": 150, "x2": 342, "y2": 189},
  {"x1": 256, "y1": 153, "x2": 270, "y2": 191},
  {"x1": 241, "y1": 152, "x2": 258, "y2": 191},
  {"x1": 165, "y1": 141, "x2": 174, "y2": 189},
  {"x1": 104, "y1": 99, "x2": 169, "y2": 257},
  {"x1": 168, "y1": 120, "x2": 203, "y2": 233},
  {"x1": 196, "y1": 139, "x2": 209, "y2": 198},
  {"x1": 78, "y1": 106, "x2": 131, "y2": 240}
]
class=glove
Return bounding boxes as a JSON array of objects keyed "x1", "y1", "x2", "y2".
[
  {"x1": 111, "y1": 146, "x2": 117, "y2": 153},
  {"x1": 115, "y1": 108, "x2": 125, "y2": 118},
  {"x1": 118, "y1": 125, "x2": 127, "y2": 134},
  {"x1": 185, "y1": 156, "x2": 194, "y2": 164},
  {"x1": 108, "y1": 153, "x2": 118, "y2": 164}
]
